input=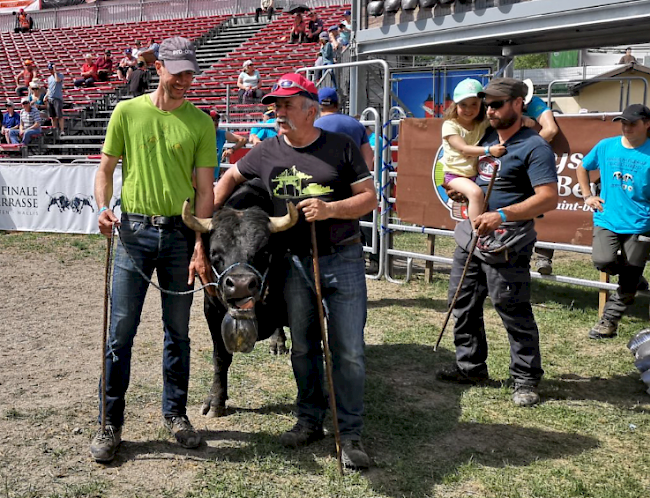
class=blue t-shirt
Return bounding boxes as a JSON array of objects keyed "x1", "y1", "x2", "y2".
[
  {"x1": 582, "y1": 136, "x2": 650, "y2": 234},
  {"x1": 2, "y1": 111, "x2": 20, "y2": 129},
  {"x1": 314, "y1": 113, "x2": 369, "y2": 148},
  {"x1": 250, "y1": 118, "x2": 277, "y2": 141},
  {"x1": 524, "y1": 96, "x2": 550, "y2": 120},
  {"x1": 47, "y1": 73, "x2": 64, "y2": 100},
  {"x1": 477, "y1": 127, "x2": 557, "y2": 211},
  {"x1": 216, "y1": 128, "x2": 227, "y2": 179}
]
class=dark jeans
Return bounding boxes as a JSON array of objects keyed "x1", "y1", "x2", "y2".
[
  {"x1": 449, "y1": 241, "x2": 543, "y2": 386},
  {"x1": 534, "y1": 247, "x2": 554, "y2": 260},
  {"x1": 254, "y1": 6, "x2": 273, "y2": 21},
  {"x1": 592, "y1": 226, "x2": 650, "y2": 323},
  {"x1": 99, "y1": 216, "x2": 195, "y2": 427},
  {"x1": 74, "y1": 77, "x2": 95, "y2": 87},
  {"x1": 283, "y1": 244, "x2": 367, "y2": 439},
  {"x1": 360, "y1": 212, "x2": 379, "y2": 264},
  {"x1": 238, "y1": 88, "x2": 263, "y2": 104}
]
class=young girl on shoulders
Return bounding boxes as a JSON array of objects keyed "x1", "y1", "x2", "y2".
[{"x1": 442, "y1": 78, "x2": 506, "y2": 223}]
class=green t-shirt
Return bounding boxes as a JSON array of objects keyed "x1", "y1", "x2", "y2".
[{"x1": 103, "y1": 94, "x2": 216, "y2": 216}]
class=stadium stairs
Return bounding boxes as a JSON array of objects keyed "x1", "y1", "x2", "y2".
[{"x1": 0, "y1": 4, "x2": 350, "y2": 160}]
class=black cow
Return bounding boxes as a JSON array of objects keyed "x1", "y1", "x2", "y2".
[{"x1": 182, "y1": 180, "x2": 298, "y2": 417}]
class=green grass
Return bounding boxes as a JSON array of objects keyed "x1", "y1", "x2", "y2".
[{"x1": 2, "y1": 232, "x2": 650, "y2": 497}]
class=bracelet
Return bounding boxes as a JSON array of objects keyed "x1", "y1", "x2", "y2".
[
  {"x1": 98, "y1": 206, "x2": 108, "y2": 215},
  {"x1": 497, "y1": 209, "x2": 507, "y2": 223}
]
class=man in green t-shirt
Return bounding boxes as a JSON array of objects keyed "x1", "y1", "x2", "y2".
[{"x1": 91, "y1": 36, "x2": 216, "y2": 463}]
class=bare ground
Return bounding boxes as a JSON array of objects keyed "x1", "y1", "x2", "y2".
[{"x1": 0, "y1": 239, "x2": 407, "y2": 497}]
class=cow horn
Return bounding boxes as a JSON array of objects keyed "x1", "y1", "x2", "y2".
[
  {"x1": 269, "y1": 202, "x2": 298, "y2": 233},
  {"x1": 181, "y1": 199, "x2": 213, "y2": 233}
]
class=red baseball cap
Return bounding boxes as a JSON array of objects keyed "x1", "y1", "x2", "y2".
[{"x1": 261, "y1": 73, "x2": 318, "y2": 104}]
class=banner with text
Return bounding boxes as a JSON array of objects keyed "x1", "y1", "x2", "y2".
[
  {"x1": 396, "y1": 115, "x2": 621, "y2": 246},
  {"x1": 0, "y1": 164, "x2": 122, "y2": 234}
]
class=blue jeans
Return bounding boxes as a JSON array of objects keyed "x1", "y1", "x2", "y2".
[
  {"x1": 9, "y1": 128, "x2": 40, "y2": 144},
  {"x1": 284, "y1": 243, "x2": 367, "y2": 439},
  {"x1": 100, "y1": 216, "x2": 195, "y2": 427}
]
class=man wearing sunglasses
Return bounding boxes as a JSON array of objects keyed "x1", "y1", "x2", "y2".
[
  {"x1": 213, "y1": 73, "x2": 376, "y2": 469},
  {"x1": 437, "y1": 78, "x2": 558, "y2": 408}
]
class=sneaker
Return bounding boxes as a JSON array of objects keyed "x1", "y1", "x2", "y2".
[
  {"x1": 163, "y1": 415, "x2": 201, "y2": 449},
  {"x1": 59, "y1": 131, "x2": 65, "y2": 137},
  {"x1": 535, "y1": 257, "x2": 553, "y2": 276},
  {"x1": 279, "y1": 422, "x2": 324, "y2": 448},
  {"x1": 512, "y1": 383, "x2": 540, "y2": 407},
  {"x1": 90, "y1": 425, "x2": 122, "y2": 463},
  {"x1": 341, "y1": 439, "x2": 370, "y2": 470},
  {"x1": 588, "y1": 318, "x2": 618, "y2": 339},
  {"x1": 435, "y1": 363, "x2": 489, "y2": 385}
]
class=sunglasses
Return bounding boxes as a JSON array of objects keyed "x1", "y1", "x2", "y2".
[
  {"x1": 484, "y1": 98, "x2": 512, "y2": 110},
  {"x1": 272, "y1": 79, "x2": 313, "y2": 94}
]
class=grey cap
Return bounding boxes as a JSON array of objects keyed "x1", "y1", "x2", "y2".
[{"x1": 158, "y1": 36, "x2": 201, "y2": 75}]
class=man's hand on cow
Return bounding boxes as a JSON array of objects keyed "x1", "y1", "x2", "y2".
[
  {"x1": 296, "y1": 198, "x2": 331, "y2": 222},
  {"x1": 584, "y1": 195, "x2": 604, "y2": 212},
  {"x1": 441, "y1": 182, "x2": 468, "y2": 203},
  {"x1": 189, "y1": 241, "x2": 216, "y2": 296},
  {"x1": 98, "y1": 208, "x2": 120, "y2": 237},
  {"x1": 473, "y1": 211, "x2": 502, "y2": 235}
]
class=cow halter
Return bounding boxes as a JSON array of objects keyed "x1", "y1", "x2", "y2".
[{"x1": 211, "y1": 260, "x2": 271, "y2": 308}]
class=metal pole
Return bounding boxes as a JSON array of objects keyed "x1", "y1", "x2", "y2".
[{"x1": 310, "y1": 223, "x2": 343, "y2": 476}]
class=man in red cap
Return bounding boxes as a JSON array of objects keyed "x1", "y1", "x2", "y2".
[{"x1": 214, "y1": 73, "x2": 376, "y2": 469}]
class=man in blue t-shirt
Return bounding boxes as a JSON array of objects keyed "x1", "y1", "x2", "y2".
[
  {"x1": 314, "y1": 87, "x2": 377, "y2": 273},
  {"x1": 437, "y1": 78, "x2": 558, "y2": 408},
  {"x1": 249, "y1": 107, "x2": 277, "y2": 146},
  {"x1": 577, "y1": 104, "x2": 650, "y2": 339}
]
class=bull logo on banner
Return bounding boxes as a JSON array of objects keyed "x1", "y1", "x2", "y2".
[{"x1": 46, "y1": 191, "x2": 95, "y2": 214}]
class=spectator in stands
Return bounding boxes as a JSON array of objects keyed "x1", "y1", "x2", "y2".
[
  {"x1": 522, "y1": 79, "x2": 560, "y2": 275},
  {"x1": 619, "y1": 47, "x2": 638, "y2": 65},
  {"x1": 288, "y1": 13, "x2": 306, "y2": 44},
  {"x1": 14, "y1": 8, "x2": 33, "y2": 34},
  {"x1": 15, "y1": 59, "x2": 37, "y2": 97},
  {"x1": 254, "y1": 0, "x2": 274, "y2": 23},
  {"x1": 74, "y1": 54, "x2": 98, "y2": 88},
  {"x1": 27, "y1": 81, "x2": 45, "y2": 109},
  {"x1": 1, "y1": 102, "x2": 20, "y2": 144},
  {"x1": 45, "y1": 63, "x2": 65, "y2": 137},
  {"x1": 319, "y1": 30, "x2": 337, "y2": 89},
  {"x1": 577, "y1": 104, "x2": 650, "y2": 340},
  {"x1": 132, "y1": 40, "x2": 143, "y2": 61},
  {"x1": 249, "y1": 107, "x2": 277, "y2": 146},
  {"x1": 10, "y1": 98, "x2": 41, "y2": 145},
  {"x1": 328, "y1": 25, "x2": 342, "y2": 56},
  {"x1": 208, "y1": 110, "x2": 247, "y2": 179},
  {"x1": 305, "y1": 11, "x2": 324, "y2": 43},
  {"x1": 339, "y1": 10, "x2": 352, "y2": 47},
  {"x1": 117, "y1": 49, "x2": 136, "y2": 81},
  {"x1": 96, "y1": 50, "x2": 113, "y2": 82},
  {"x1": 237, "y1": 60, "x2": 263, "y2": 104},
  {"x1": 148, "y1": 38, "x2": 160, "y2": 59},
  {"x1": 127, "y1": 61, "x2": 149, "y2": 97}
]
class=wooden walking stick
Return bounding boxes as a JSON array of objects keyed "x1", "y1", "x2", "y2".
[
  {"x1": 100, "y1": 224, "x2": 115, "y2": 431},
  {"x1": 434, "y1": 163, "x2": 500, "y2": 352},
  {"x1": 310, "y1": 222, "x2": 344, "y2": 475}
]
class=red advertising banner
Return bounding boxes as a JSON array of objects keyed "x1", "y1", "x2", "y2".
[{"x1": 396, "y1": 115, "x2": 621, "y2": 245}]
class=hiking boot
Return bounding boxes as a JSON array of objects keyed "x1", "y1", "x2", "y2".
[
  {"x1": 163, "y1": 415, "x2": 201, "y2": 449},
  {"x1": 279, "y1": 422, "x2": 324, "y2": 448},
  {"x1": 588, "y1": 318, "x2": 618, "y2": 339},
  {"x1": 512, "y1": 383, "x2": 540, "y2": 407},
  {"x1": 341, "y1": 439, "x2": 370, "y2": 470},
  {"x1": 535, "y1": 257, "x2": 553, "y2": 276},
  {"x1": 90, "y1": 425, "x2": 122, "y2": 463},
  {"x1": 436, "y1": 363, "x2": 489, "y2": 385},
  {"x1": 637, "y1": 276, "x2": 649, "y2": 292}
]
